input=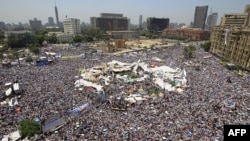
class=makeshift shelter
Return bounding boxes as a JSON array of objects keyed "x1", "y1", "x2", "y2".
[
  {"x1": 43, "y1": 117, "x2": 65, "y2": 133},
  {"x1": 67, "y1": 103, "x2": 90, "y2": 116},
  {"x1": 36, "y1": 59, "x2": 48, "y2": 67}
]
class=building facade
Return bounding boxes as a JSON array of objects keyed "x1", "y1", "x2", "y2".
[
  {"x1": 29, "y1": 18, "x2": 43, "y2": 30},
  {"x1": 107, "y1": 30, "x2": 139, "y2": 39},
  {"x1": 193, "y1": 5, "x2": 208, "y2": 29},
  {"x1": 163, "y1": 28, "x2": 210, "y2": 41},
  {"x1": 210, "y1": 5, "x2": 250, "y2": 70},
  {"x1": 63, "y1": 18, "x2": 81, "y2": 34},
  {"x1": 147, "y1": 17, "x2": 169, "y2": 32},
  {"x1": 48, "y1": 17, "x2": 55, "y2": 26},
  {"x1": 207, "y1": 13, "x2": 218, "y2": 30},
  {"x1": 90, "y1": 13, "x2": 130, "y2": 31}
]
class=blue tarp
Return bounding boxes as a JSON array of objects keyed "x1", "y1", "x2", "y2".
[
  {"x1": 36, "y1": 59, "x2": 48, "y2": 67},
  {"x1": 43, "y1": 118, "x2": 64, "y2": 132},
  {"x1": 67, "y1": 103, "x2": 90, "y2": 116}
]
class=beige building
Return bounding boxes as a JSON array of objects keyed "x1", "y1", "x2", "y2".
[
  {"x1": 63, "y1": 18, "x2": 81, "y2": 34},
  {"x1": 210, "y1": 4, "x2": 250, "y2": 70},
  {"x1": 48, "y1": 32, "x2": 74, "y2": 43}
]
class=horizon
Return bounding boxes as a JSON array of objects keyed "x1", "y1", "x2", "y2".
[{"x1": 0, "y1": 0, "x2": 249, "y2": 25}]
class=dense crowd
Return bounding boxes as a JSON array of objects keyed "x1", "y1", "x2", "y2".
[{"x1": 0, "y1": 43, "x2": 249, "y2": 140}]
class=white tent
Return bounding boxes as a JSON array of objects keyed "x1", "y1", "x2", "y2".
[
  {"x1": 5, "y1": 88, "x2": 12, "y2": 96},
  {"x1": 9, "y1": 97, "x2": 18, "y2": 106},
  {"x1": 75, "y1": 79, "x2": 103, "y2": 92},
  {"x1": 13, "y1": 83, "x2": 20, "y2": 91}
]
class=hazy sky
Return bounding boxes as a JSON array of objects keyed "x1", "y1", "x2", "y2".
[{"x1": 0, "y1": 0, "x2": 249, "y2": 25}]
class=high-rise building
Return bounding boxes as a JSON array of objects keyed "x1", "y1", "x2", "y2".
[
  {"x1": 210, "y1": 4, "x2": 250, "y2": 70},
  {"x1": 0, "y1": 22, "x2": 5, "y2": 30},
  {"x1": 48, "y1": 17, "x2": 54, "y2": 26},
  {"x1": 206, "y1": 12, "x2": 218, "y2": 30},
  {"x1": 90, "y1": 13, "x2": 130, "y2": 31},
  {"x1": 139, "y1": 15, "x2": 143, "y2": 29},
  {"x1": 193, "y1": 5, "x2": 208, "y2": 29},
  {"x1": 29, "y1": 18, "x2": 43, "y2": 30},
  {"x1": 147, "y1": 17, "x2": 169, "y2": 32},
  {"x1": 63, "y1": 18, "x2": 81, "y2": 34},
  {"x1": 55, "y1": 5, "x2": 59, "y2": 26}
]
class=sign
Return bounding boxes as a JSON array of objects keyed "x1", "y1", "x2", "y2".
[{"x1": 224, "y1": 125, "x2": 250, "y2": 141}]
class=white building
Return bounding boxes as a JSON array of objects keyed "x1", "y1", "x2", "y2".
[
  {"x1": 63, "y1": 18, "x2": 81, "y2": 34},
  {"x1": 48, "y1": 32, "x2": 74, "y2": 43}
]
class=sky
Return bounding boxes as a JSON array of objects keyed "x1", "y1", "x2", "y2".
[{"x1": 0, "y1": 0, "x2": 249, "y2": 25}]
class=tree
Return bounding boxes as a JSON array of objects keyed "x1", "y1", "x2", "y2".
[
  {"x1": 7, "y1": 33, "x2": 33, "y2": 48},
  {"x1": 183, "y1": 45, "x2": 196, "y2": 59},
  {"x1": 45, "y1": 33, "x2": 58, "y2": 43},
  {"x1": 83, "y1": 35, "x2": 93, "y2": 42},
  {"x1": 73, "y1": 35, "x2": 83, "y2": 43},
  {"x1": 25, "y1": 56, "x2": 33, "y2": 62},
  {"x1": 34, "y1": 34, "x2": 45, "y2": 46},
  {"x1": 19, "y1": 119, "x2": 41, "y2": 138},
  {"x1": 201, "y1": 41, "x2": 211, "y2": 52},
  {"x1": 81, "y1": 27, "x2": 105, "y2": 41},
  {"x1": 29, "y1": 46, "x2": 40, "y2": 54}
]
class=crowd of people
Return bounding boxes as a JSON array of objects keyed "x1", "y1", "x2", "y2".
[{"x1": 0, "y1": 43, "x2": 249, "y2": 140}]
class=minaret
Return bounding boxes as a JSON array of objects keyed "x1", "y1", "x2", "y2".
[{"x1": 55, "y1": 2, "x2": 59, "y2": 26}]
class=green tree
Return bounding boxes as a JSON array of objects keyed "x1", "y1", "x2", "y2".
[
  {"x1": 29, "y1": 46, "x2": 40, "y2": 54},
  {"x1": 0, "y1": 33, "x2": 4, "y2": 44},
  {"x1": 34, "y1": 34, "x2": 45, "y2": 46},
  {"x1": 45, "y1": 33, "x2": 58, "y2": 43},
  {"x1": 183, "y1": 45, "x2": 196, "y2": 59},
  {"x1": 73, "y1": 35, "x2": 83, "y2": 43},
  {"x1": 201, "y1": 41, "x2": 211, "y2": 52},
  {"x1": 81, "y1": 27, "x2": 105, "y2": 41},
  {"x1": 7, "y1": 33, "x2": 33, "y2": 48},
  {"x1": 19, "y1": 119, "x2": 41, "y2": 138},
  {"x1": 25, "y1": 56, "x2": 33, "y2": 62},
  {"x1": 83, "y1": 35, "x2": 93, "y2": 42}
]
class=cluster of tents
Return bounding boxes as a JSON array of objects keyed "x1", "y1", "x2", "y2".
[{"x1": 1, "y1": 80, "x2": 22, "y2": 107}]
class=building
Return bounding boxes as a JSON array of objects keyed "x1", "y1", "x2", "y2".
[
  {"x1": 139, "y1": 15, "x2": 143, "y2": 29},
  {"x1": 169, "y1": 23, "x2": 178, "y2": 29},
  {"x1": 29, "y1": 18, "x2": 43, "y2": 30},
  {"x1": 0, "y1": 22, "x2": 5, "y2": 33},
  {"x1": 90, "y1": 13, "x2": 130, "y2": 31},
  {"x1": 193, "y1": 5, "x2": 208, "y2": 29},
  {"x1": 48, "y1": 17, "x2": 55, "y2": 26},
  {"x1": 107, "y1": 30, "x2": 139, "y2": 39},
  {"x1": 48, "y1": 32, "x2": 74, "y2": 43},
  {"x1": 4, "y1": 30, "x2": 33, "y2": 46},
  {"x1": 207, "y1": 12, "x2": 218, "y2": 30},
  {"x1": 63, "y1": 18, "x2": 81, "y2": 34},
  {"x1": 210, "y1": 4, "x2": 250, "y2": 70},
  {"x1": 55, "y1": 5, "x2": 59, "y2": 27},
  {"x1": 163, "y1": 28, "x2": 210, "y2": 41},
  {"x1": 147, "y1": 17, "x2": 169, "y2": 32}
]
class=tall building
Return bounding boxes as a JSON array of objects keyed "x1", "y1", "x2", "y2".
[
  {"x1": 139, "y1": 15, "x2": 143, "y2": 29},
  {"x1": 193, "y1": 5, "x2": 208, "y2": 29},
  {"x1": 147, "y1": 17, "x2": 169, "y2": 32},
  {"x1": 63, "y1": 18, "x2": 81, "y2": 34},
  {"x1": 48, "y1": 17, "x2": 54, "y2": 26},
  {"x1": 210, "y1": 4, "x2": 250, "y2": 70},
  {"x1": 206, "y1": 12, "x2": 218, "y2": 30},
  {"x1": 90, "y1": 13, "x2": 130, "y2": 31},
  {"x1": 55, "y1": 5, "x2": 59, "y2": 26},
  {"x1": 29, "y1": 18, "x2": 43, "y2": 30},
  {"x1": 0, "y1": 22, "x2": 6, "y2": 32}
]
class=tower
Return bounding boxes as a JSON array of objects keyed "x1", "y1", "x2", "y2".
[
  {"x1": 55, "y1": 3, "x2": 59, "y2": 26},
  {"x1": 193, "y1": 5, "x2": 208, "y2": 29},
  {"x1": 139, "y1": 15, "x2": 142, "y2": 29}
]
